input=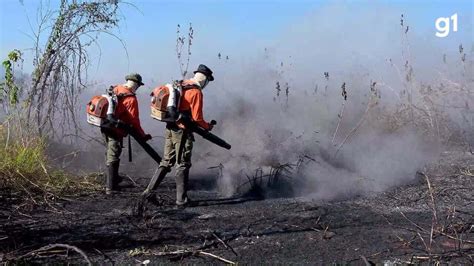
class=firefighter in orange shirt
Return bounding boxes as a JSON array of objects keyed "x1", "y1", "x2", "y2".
[
  {"x1": 103, "y1": 73, "x2": 151, "y2": 194},
  {"x1": 143, "y1": 65, "x2": 214, "y2": 207}
]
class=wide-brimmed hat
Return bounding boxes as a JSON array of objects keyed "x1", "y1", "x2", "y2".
[
  {"x1": 125, "y1": 73, "x2": 144, "y2": 86},
  {"x1": 193, "y1": 64, "x2": 214, "y2": 81}
]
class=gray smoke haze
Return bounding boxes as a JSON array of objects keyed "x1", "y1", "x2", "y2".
[{"x1": 74, "y1": 3, "x2": 472, "y2": 200}]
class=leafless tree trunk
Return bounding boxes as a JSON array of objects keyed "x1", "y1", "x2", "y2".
[{"x1": 26, "y1": 0, "x2": 122, "y2": 138}]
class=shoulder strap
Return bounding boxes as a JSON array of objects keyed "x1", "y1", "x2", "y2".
[
  {"x1": 116, "y1": 92, "x2": 136, "y2": 97},
  {"x1": 178, "y1": 80, "x2": 200, "y2": 91}
]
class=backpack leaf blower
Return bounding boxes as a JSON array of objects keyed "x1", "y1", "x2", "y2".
[
  {"x1": 150, "y1": 82, "x2": 231, "y2": 150},
  {"x1": 86, "y1": 88, "x2": 162, "y2": 164}
]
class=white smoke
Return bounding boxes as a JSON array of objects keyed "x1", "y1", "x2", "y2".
[
  {"x1": 74, "y1": 2, "x2": 472, "y2": 200},
  {"x1": 183, "y1": 3, "x2": 472, "y2": 199}
]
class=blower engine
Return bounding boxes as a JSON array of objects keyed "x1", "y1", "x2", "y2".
[
  {"x1": 86, "y1": 94, "x2": 116, "y2": 127},
  {"x1": 150, "y1": 81, "x2": 181, "y2": 122}
]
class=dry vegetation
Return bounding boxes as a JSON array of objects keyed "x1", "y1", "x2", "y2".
[
  {"x1": 0, "y1": 0, "x2": 120, "y2": 209},
  {"x1": 0, "y1": 2, "x2": 473, "y2": 265},
  {"x1": 0, "y1": 125, "x2": 101, "y2": 210}
]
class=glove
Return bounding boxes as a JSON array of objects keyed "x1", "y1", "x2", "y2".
[
  {"x1": 208, "y1": 123, "x2": 214, "y2": 131},
  {"x1": 208, "y1": 120, "x2": 216, "y2": 131},
  {"x1": 144, "y1": 134, "x2": 152, "y2": 141}
]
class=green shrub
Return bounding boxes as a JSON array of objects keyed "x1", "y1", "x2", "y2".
[
  {"x1": 0, "y1": 125, "x2": 101, "y2": 201},
  {"x1": 1, "y1": 134, "x2": 45, "y2": 176}
]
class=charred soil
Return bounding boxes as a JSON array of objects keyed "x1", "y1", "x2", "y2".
[{"x1": 1, "y1": 151, "x2": 473, "y2": 264}]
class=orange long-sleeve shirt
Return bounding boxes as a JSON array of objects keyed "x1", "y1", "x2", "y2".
[
  {"x1": 178, "y1": 80, "x2": 211, "y2": 130},
  {"x1": 113, "y1": 85, "x2": 146, "y2": 138}
]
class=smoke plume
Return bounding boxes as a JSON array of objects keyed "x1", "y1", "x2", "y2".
[{"x1": 76, "y1": 2, "x2": 472, "y2": 201}]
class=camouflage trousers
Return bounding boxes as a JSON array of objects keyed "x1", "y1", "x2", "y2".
[
  {"x1": 102, "y1": 131, "x2": 123, "y2": 165},
  {"x1": 159, "y1": 127, "x2": 194, "y2": 205}
]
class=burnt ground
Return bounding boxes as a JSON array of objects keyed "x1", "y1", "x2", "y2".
[{"x1": 1, "y1": 151, "x2": 473, "y2": 264}]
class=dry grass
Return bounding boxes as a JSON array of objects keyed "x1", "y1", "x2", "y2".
[
  {"x1": 0, "y1": 124, "x2": 101, "y2": 207},
  {"x1": 389, "y1": 172, "x2": 474, "y2": 263}
]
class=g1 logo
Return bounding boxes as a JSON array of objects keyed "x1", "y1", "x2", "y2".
[{"x1": 435, "y1": 13, "x2": 458, "y2": 38}]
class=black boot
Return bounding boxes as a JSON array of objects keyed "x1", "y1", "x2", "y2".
[
  {"x1": 115, "y1": 159, "x2": 125, "y2": 185},
  {"x1": 106, "y1": 161, "x2": 120, "y2": 195},
  {"x1": 175, "y1": 167, "x2": 190, "y2": 206},
  {"x1": 112, "y1": 161, "x2": 121, "y2": 188}
]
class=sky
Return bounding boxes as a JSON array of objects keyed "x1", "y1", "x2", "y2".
[{"x1": 0, "y1": 0, "x2": 472, "y2": 84}]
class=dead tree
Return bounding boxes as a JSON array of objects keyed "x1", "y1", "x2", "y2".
[{"x1": 26, "y1": 0, "x2": 122, "y2": 138}]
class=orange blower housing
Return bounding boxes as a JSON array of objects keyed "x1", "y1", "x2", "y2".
[
  {"x1": 150, "y1": 86, "x2": 174, "y2": 122},
  {"x1": 86, "y1": 95, "x2": 109, "y2": 126}
]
